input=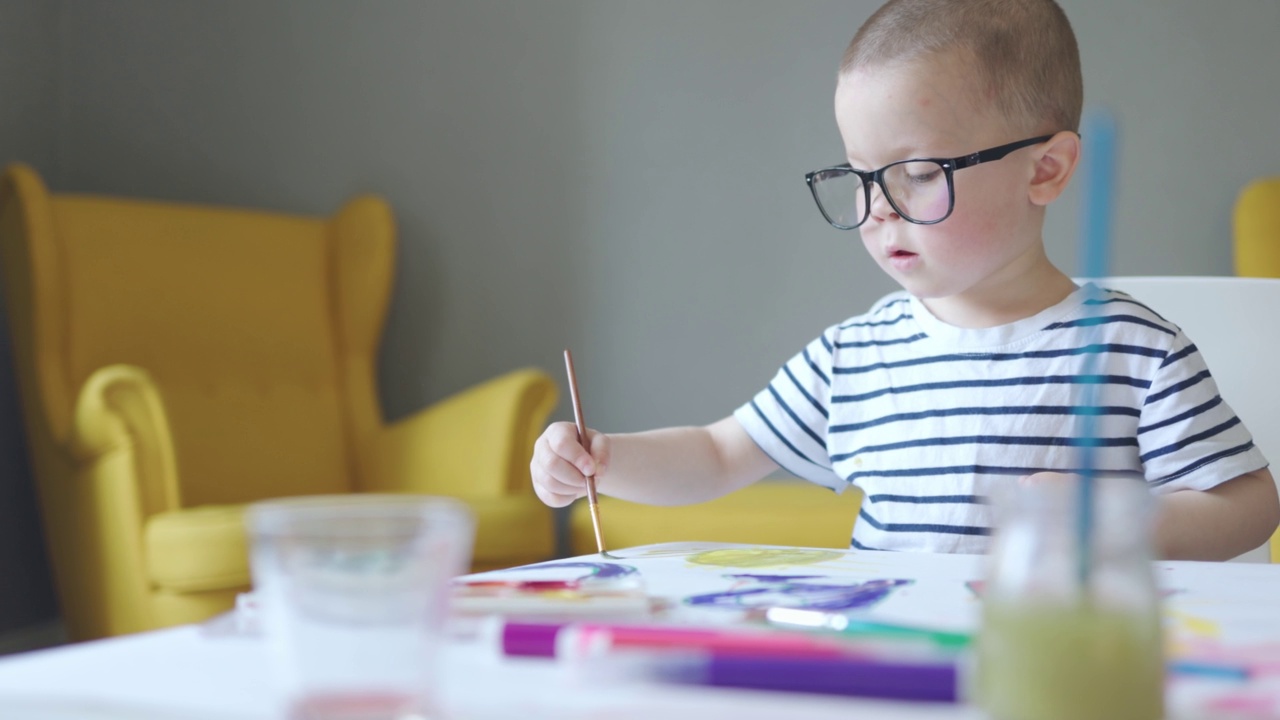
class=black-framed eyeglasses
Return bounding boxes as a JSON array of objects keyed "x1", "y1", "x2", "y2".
[{"x1": 804, "y1": 135, "x2": 1054, "y2": 230}]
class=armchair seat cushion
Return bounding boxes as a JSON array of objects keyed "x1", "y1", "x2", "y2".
[
  {"x1": 144, "y1": 494, "x2": 554, "y2": 594},
  {"x1": 569, "y1": 480, "x2": 862, "y2": 556},
  {"x1": 145, "y1": 505, "x2": 250, "y2": 594},
  {"x1": 460, "y1": 494, "x2": 555, "y2": 570}
]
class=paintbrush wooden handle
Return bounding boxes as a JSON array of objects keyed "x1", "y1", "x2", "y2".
[{"x1": 563, "y1": 349, "x2": 606, "y2": 553}]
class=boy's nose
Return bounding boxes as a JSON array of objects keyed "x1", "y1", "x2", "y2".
[{"x1": 867, "y1": 182, "x2": 900, "y2": 222}]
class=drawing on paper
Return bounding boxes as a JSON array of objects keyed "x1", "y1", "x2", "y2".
[
  {"x1": 684, "y1": 576, "x2": 912, "y2": 611},
  {"x1": 452, "y1": 561, "x2": 649, "y2": 616},
  {"x1": 686, "y1": 548, "x2": 844, "y2": 568},
  {"x1": 503, "y1": 561, "x2": 639, "y2": 581}
]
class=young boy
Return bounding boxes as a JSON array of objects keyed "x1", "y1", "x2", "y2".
[{"x1": 530, "y1": 0, "x2": 1279, "y2": 561}]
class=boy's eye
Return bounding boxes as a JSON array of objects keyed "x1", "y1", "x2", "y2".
[
  {"x1": 887, "y1": 160, "x2": 946, "y2": 190},
  {"x1": 905, "y1": 164, "x2": 943, "y2": 185}
]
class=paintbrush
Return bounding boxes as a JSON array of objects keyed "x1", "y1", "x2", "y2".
[{"x1": 564, "y1": 349, "x2": 608, "y2": 556}]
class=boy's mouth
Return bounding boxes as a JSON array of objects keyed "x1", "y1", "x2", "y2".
[{"x1": 886, "y1": 247, "x2": 920, "y2": 271}]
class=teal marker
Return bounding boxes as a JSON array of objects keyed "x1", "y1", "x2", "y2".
[{"x1": 762, "y1": 607, "x2": 973, "y2": 650}]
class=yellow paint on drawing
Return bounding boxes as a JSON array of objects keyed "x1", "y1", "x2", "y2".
[{"x1": 686, "y1": 548, "x2": 843, "y2": 568}]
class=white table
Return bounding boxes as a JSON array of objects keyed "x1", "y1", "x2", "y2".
[{"x1": 0, "y1": 542, "x2": 1275, "y2": 720}]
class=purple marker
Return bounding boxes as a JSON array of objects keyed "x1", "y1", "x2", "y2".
[{"x1": 648, "y1": 652, "x2": 959, "y2": 703}]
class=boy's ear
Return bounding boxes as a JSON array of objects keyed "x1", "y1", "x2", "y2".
[{"x1": 1028, "y1": 131, "x2": 1081, "y2": 206}]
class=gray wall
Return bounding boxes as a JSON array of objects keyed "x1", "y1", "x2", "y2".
[
  {"x1": 46, "y1": 0, "x2": 1280, "y2": 433},
  {"x1": 1, "y1": 0, "x2": 1278, "y2": 631},
  {"x1": 0, "y1": 0, "x2": 60, "y2": 633}
]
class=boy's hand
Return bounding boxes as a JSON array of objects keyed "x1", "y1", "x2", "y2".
[{"x1": 531, "y1": 421, "x2": 610, "y2": 508}]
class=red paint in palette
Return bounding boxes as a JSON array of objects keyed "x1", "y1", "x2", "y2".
[{"x1": 461, "y1": 579, "x2": 581, "y2": 591}]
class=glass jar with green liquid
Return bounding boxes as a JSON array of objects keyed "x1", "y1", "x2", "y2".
[{"x1": 974, "y1": 478, "x2": 1164, "y2": 720}]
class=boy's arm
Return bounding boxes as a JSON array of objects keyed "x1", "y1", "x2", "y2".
[
  {"x1": 1152, "y1": 467, "x2": 1280, "y2": 561},
  {"x1": 531, "y1": 416, "x2": 779, "y2": 508}
]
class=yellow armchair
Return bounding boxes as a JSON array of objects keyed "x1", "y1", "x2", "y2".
[
  {"x1": 0, "y1": 164, "x2": 558, "y2": 640},
  {"x1": 1233, "y1": 177, "x2": 1280, "y2": 561},
  {"x1": 569, "y1": 481, "x2": 863, "y2": 555},
  {"x1": 1234, "y1": 176, "x2": 1280, "y2": 278}
]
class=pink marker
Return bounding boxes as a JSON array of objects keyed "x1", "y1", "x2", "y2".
[{"x1": 501, "y1": 621, "x2": 870, "y2": 660}]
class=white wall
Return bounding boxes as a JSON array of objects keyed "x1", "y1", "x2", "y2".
[{"x1": 44, "y1": 0, "x2": 1280, "y2": 434}]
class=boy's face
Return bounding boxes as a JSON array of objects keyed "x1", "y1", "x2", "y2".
[{"x1": 834, "y1": 55, "x2": 1048, "y2": 302}]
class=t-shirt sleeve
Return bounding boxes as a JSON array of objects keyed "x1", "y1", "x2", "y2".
[
  {"x1": 733, "y1": 327, "x2": 845, "y2": 491},
  {"x1": 1139, "y1": 330, "x2": 1269, "y2": 492}
]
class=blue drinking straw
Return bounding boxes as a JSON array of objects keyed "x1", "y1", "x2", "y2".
[{"x1": 1076, "y1": 109, "x2": 1118, "y2": 587}]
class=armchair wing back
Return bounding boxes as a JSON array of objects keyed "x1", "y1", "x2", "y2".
[
  {"x1": 1234, "y1": 177, "x2": 1280, "y2": 278},
  {"x1": 0, "y1": 164, "x2": 557, "y2": 639}
]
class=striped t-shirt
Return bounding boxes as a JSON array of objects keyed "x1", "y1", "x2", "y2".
[{"x1": 734, "y1": 283, "x2": 1269, "y2": 554}]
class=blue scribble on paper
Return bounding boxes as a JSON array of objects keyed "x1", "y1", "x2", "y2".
[
  {"x1": 506, "y1": 560, "x2": 638, "y2": 581},
  {"x1": 725, "y1": 574, "x2": 826, "y2": 583},
  {"x1": 685, "y1": 578, "x2": 912, "y2": 611}
]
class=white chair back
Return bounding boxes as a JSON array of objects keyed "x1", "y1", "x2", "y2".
[{"x1": 1094, "y1": 276, "x2": 1279, "y2": 562}]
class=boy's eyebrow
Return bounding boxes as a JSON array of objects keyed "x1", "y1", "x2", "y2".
[{"x1": 844, "y1": 141, "x2": 937, "y2": 169}]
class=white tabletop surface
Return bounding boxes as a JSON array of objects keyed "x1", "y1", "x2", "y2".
[{"x1": 0, "y1": 542, "x2": 1275, "y2": 720}]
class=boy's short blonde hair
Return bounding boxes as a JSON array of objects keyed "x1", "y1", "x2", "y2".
[{"x1": 841, "y1": 0, "x2": 1082, "y2": 134}]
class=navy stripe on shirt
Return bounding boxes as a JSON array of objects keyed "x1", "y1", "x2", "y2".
[
  {"x1": 1150, "y1": 441, "x2": 1258, "y2": 487},
  {"x1": 858, "y1": 508, "x2": 990, "y2": 536},
  {"x1": 866, "y1": 494, "x2": 985, "y2": 504},
  {"x1": 843, "y1": 464, "x2": 1145, "y2": 482},
  {"x1": 1145, "y1": 369, "x2": 1211, "y2": 405},
  {"x1": 1137, "y1": 396, "x2": 1223, "y2": 435},
  {"x1": 833, "y1": 343, "x2": 1168, "y2": 376},
  {"x1": 832, "y1": 433, "x2": 1138, "y2": 462},
  {"x1": 1140, "y1": 416, "x2": 1242, "y2": 463},
  {"x1": 1159, "y1": 342, "x2": 1199, "y2": 369},
  {"x1": 767, "y1": 384, "x2": 826, "y2": 450},
  {"x1": 840, "y1": 313, "x2": 914, "y2": 329},
  {"x1": 784, "y1": 364, "x2": 828, "y2": 419},
  {"x1": 1042, "y1": 313, "x2": 1175, "y2": 336},
  {"x1": 830, "y1": 405, "x2": 1141, "y2": 434},
  {"x1": 832, "y1": 374, "x2": 1153, "y2": 404},
  {"x1": 751, "y1": 400, "x2": 825, "y2": 470},
  {"x1": 802, "y1": 347, "x2": 831, "y2": 387},
  {"x1": 836, "y1": 333, "x2": 928, "y2": 349}
]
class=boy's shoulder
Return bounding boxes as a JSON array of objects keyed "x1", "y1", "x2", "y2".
[{"x1": 1083, "y1": 283, "x2": 1185, "y2": 337}]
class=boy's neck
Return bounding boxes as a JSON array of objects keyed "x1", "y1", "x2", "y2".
[{"x1": 918, "y1": 263, "x2": 1078, "y2": 329}]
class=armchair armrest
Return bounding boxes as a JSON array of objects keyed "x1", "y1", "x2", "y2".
[
  {"x1": 367, "y1": 368, "x2": 557, "y2": 498},
  {"x1": 62, "y1": 364, "x2": 181, "y2": 637},
  {"x1": 71, "y1": 364, "x2": 180, "y2": 517}
]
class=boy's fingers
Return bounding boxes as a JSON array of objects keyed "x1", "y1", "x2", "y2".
[
  {"x1": 532, "y1": 433, "x2": 592, "y2": 492},
  {"x1": 539, "y1": 452, "x2": 589, "y2": 495},
  {"x1": 533, "y1": 483, "x2": 579, "y2": 509},
  {"x1": 548, "y1": 422, "x2": 598, "y2": 476}
]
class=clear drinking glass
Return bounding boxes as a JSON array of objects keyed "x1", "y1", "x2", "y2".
[
  {"x1": 974, "y1": 478, "x2": 1165, "y2": 720},
  {"x1": 247, "y1": 495, "x2": 475, "y2": 720}
]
